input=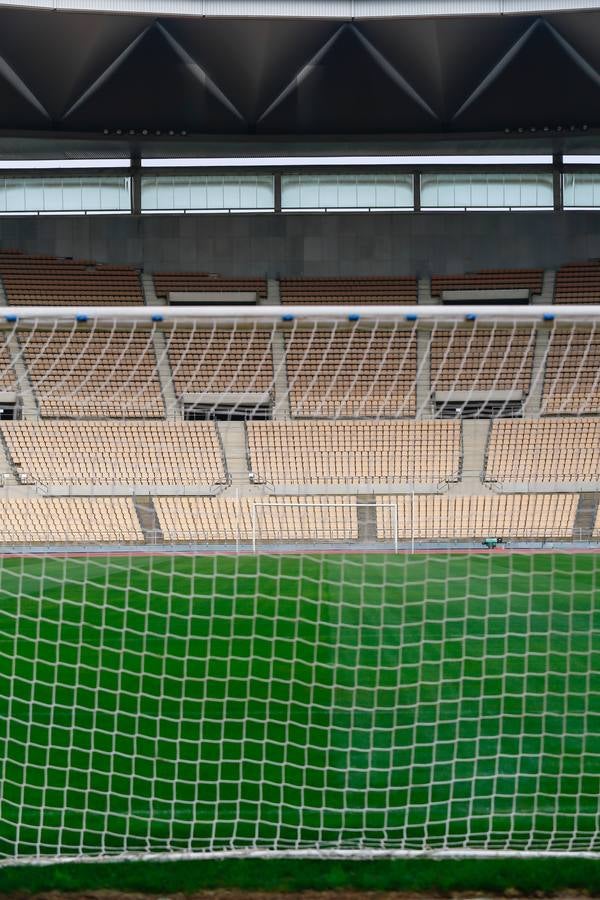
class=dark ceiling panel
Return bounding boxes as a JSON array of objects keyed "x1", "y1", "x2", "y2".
[
  {"x1": 546, "y1": 10, "x2": 600, "y2": 74},
  {"x1": 0, "y1": 64, "x2": 49, "y2": 130},
  {"x1": 62, "y1": 23, "x2": 245, "y2": 133},
  {"x1": 164, "y1": 18, "x2": 338, "y2": 124},
  {"x1": 258, "y1": 24, "x2": 439, "y2": 134},
  {"x1": 453, "y1": 19, "x2": 600, "y2": 130},
  {"x1": 359, "y1": 16, "x2": 531, "y2": 123},
  {"x1": 0, "y1": 8, "x2": 148, "y2": 122},
  {"x1": 0, "y1": 9, "x2": 597, "y2": 143}
]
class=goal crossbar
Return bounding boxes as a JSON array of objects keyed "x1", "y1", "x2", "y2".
[{"x1": 2, "y1": 304, "x2": 600, "y2": 323}]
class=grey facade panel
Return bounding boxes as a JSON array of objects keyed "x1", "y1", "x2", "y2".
[{"x1": 0, "y1": 210, "x2": 598, "y2": 277}]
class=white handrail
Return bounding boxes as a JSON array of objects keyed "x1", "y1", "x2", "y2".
[{"x1": 1, "y1": 303, "x2": 600, "y2": 323}]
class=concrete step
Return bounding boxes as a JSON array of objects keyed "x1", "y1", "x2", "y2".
[
  {"x1": 7, "y1": 335, "x2": 37, "y2": 419},
  {"x1": 266, "y1": 278, "x2": 280, "y2": 305},
  {"x1": 271, "y1": 330, "x2": 291, "y2": 419},
  {"x1": 574, "y1": 493, "x2": 599, "y2": 539},
  {"x1": 445, "y1": 420, "x2": 490, "y2": 497},
  {"x1": 461, "y1": 420, "x2": 490, "y2": 480},
  {"x1": 141, "y1": 271, "x2": 159, "y2": 305},
  {"x1": 416, "y1": 326, "x2": 432, "y2": 417},
  {"x1": 417, "y1": 276, "x2": 433, "y2": 305},
  {"x1": 134, "y1": 496, "x2": 164, "y2": 543},
  {"x1": 153, "y1": 330, "x2": 179, "y2": 418},
  {"x1": 535, "y1": 268, "x2": 555, "y2": 305},
  {"x1": 217, "y1": 422, "x2": 251, "y2": 494},
  {"x1": 0, "y1": 429, "x2": 18, "y2": 485},
  {"x1": 356, "y1": 494, "x2": 377, "y2": 541},
  {"x1": 523, "y1": 324, "x2": 551, "y2": 417}
]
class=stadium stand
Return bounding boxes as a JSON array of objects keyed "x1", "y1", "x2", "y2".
[
  {"x1": 1, "y1": 421, "x2": 227, "y2": 487},
  {"x1": 0, "y1": 340, "x2": 18, "y2": 392},
  {"x1": 554, "y1": 261, "x2": 600, "y2": 304},
  {"x1": 0, "y1": 250, "x2": 144, "y2": 305},
  {"x1": 284, "y1": 328, "x2": 417, "y2": 417},
  {"x1": 430, "y1": 327, "x2": 534, "y2": 392},
  {"x1": 485, "y1": 418, "x2": 600, "y2": 483},
  {"x1": 376, "y1": 493, "x2": 578, "y2": 540},
  {"x1": 154, "y1": 273, "x2": 267, "y2": 301},
  {"x1": 166, "y1": 328, "x2": 273, "y2": 395},
  {"x1": 280, "y1": 277, "x2": 417, "y2": 304},
  {"x1": 155, "y1": 496, "x2": 358, "y2": 542},
  {"x1": 0, "y1": 497, "x2": 143, "y2": 543},
  {"x1": 21, "y1": 330, "x2": 164, "y2": 417},
  {"x1": 541, "y1": 327, "x2": 600, "y2": 414},
  {"x1": 247, "y1": 421, "x2": 460, "y2": 485},
  {"x1": 431, "y1": 269, "x2": 543, "y2": 297}
]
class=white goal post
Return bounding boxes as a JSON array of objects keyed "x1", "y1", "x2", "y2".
[{"x1": 0, "y1": 303, "x2": 599, "y2": 867}]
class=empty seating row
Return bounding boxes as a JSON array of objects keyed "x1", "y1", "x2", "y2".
[
  {"x1": 280, "y1": 277, "x2": 417, "y2": 305},
  {"x1": 541, "y1": 327, "x2": 600, "y2": 414},
  {"x1": 1, "y1": 418, "x2": 597, "y2": 489},
  {"x1": 0, "y1": 493, "x2": 586, "y2": 544},
  {"x1": 0, "y1": 340, "x2": 17, "y2": 391},
  {"x1": 554, "y1": 261, "x2": 600, "y2": 304},
  {"x1": 5, "y1": 254, "x2": 600, "y2": 309},
  {"x1": 0, "y1": 497, "x2": 143, "y2": 543},
  {"x1": 155, "y1": 496, "x2": 358, "y2": 542},
  {"x1": 0, "y1": 250, "x2": 143, "y2": 305},
  {"x1": 430, "y1": 327, "x2": 534, "y2": 392},
  {"x1": 247, "y1": 421, "x2": 461, "y2": 485},
  {"x1": 166, "y1": 328, "x2": 273, "y2": 394},
  {"x1": 7, "y1": 323, "x2": 599, "y2": 419},
  {"x1": 21, "y1": 330, "x2": 164, "y2": 417},
  {"x1": 376, "y1": 494, "x2": 578, "y2": 540},
  {"x1": 285, "y1": 329, "x2": 417, "y2": 417},
  {"x1": 1, "y1": 421, "x2": 227, "y2": 487},
  {"x1": 485, "y1": 418, "x2": 600, "y2": 483}
]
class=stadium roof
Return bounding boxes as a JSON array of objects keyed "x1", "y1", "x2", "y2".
[{"x1": 1, "y1": 4, "x2": 600, "y2": 156}]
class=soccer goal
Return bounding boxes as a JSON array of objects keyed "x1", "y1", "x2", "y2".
[{"x1": 0, "y1": 303, "x2": 599, "y2": 866}]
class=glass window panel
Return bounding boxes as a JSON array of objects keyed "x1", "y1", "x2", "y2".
[
  {"x1": 298, "y1": 177, "x2": 320, "y2": 208},
  {"x1": 44, "y1": 180, "x2": 66, "y2": 210},
  {"x1": 281, "y1": 175, "x2": 300, "y2": 208},
  {"x1": 256, "y1": 178, "x2": 274, "y2": 208},
  {"x1": 225, "y1": 180, "x2": 243, "y2": 209},
  {"x1": 157, "y1": 178, "x2": 175, "y2": 209},
  {"x1": 82, "y1": 181, "x2": 100, "y2": 211},
  {"x1": 564, "y1": 173, "x2": 600, "y2": 208},
  {"x1": 0, "y1": 176, "x2": 130, "y2": 213},
  {"x1": 173, "y1": 180, "x2": 191, "y2": 209},
  {"x1": 141, "y1": 175, "x2": 273, "y2": 212},
  {"x1": 470, "y1": 179, "x2": 488, "y2": 207},
  {"x1": 281, "y1": 173, "x2": 413, "y2": 209},
  {"x1": 356, "y1": 176, "x2": 374, "y2": 207},
  {"x1": 206, "y1": 180, "x2": 224, "y2": 209},
  {"x1": 421, "y1": 173, "x2": 553, "y2": 209}
]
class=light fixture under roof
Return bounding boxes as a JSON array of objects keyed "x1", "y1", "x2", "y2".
[{"x1": 141, "y1": 154, "x2": 553, "y2": 168}]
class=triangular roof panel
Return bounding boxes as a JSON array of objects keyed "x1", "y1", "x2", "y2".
[
  {"x1": 63, "y1": 22, "x2": 244, "y2": 133},
  {"x1": 258, "y1": 25, "x2": 439, "y2": 134}
]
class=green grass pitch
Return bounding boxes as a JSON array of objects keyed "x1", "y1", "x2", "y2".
[{"x1": 0, "y1": 551, "x2": 598, "y2": 863}]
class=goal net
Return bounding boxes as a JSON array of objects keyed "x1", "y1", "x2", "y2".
[{"x1": 0, "y1": 304, "x2": 599, "y2": 864}]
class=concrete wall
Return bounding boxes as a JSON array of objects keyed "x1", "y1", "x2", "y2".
[{"x1": 0, "y1": 211, "x2": 599, "y2": 276}]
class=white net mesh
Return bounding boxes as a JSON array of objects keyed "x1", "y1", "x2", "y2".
[{"x1": 0, "y1": 304, "x2": 599, "y2": 864}]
